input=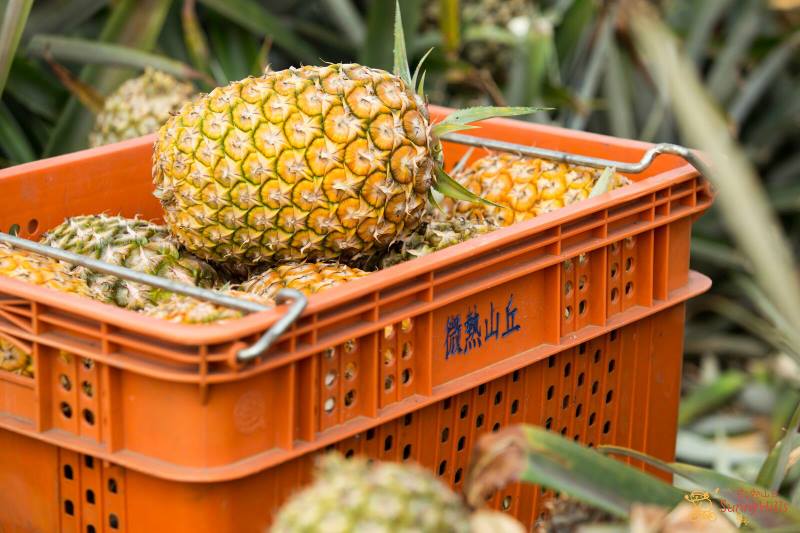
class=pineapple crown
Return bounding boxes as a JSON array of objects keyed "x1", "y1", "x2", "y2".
[{"x1": 392, "y1": 0, "x2": 539, "y2": 208}]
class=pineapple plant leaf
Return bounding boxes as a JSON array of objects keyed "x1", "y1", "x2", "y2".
[
  {"x1": 755, "y1": 397, "x2": 800, "y2": 492},
  {"x1": 434, "y1": 166, "x2": 502, "y2": 208},
  {"x1": 0, "y1": 0, "x2": 32, "y2": 97},
  {"x1": 393, "y1": 0, "x2": 412, "y2": 86},
  {"x1": 431, "y1": 105, "x2": 548, "y2": 137},
  {"x1": 587, "y1": 166, "x2": 616, "y2": 198}
]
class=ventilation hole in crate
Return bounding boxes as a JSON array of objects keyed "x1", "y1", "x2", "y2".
[
  {"x1": 575, "y1": 404, "x2": 582, "y2": 418},
  {"x1": 563, "y1": 259, "x2": 573, "y2": 271},
  {"x1": 27, "y1": 218, "x2": 39, "y2": 235},
  {"x1": 494, "y1": 391, "x2": 503, "y2": 405},
  {"x1": 512, "y1": 369, "x2": 520, "y2": 382},
  {"x1": 86, "y1": 489, "x2": 95, "y2": 504},
  {"x1": 454, "y1": 468, "x2": 463, "y2": 484},
  {"x1": 564, "y1": 362, "x2": 571, "y2": 377},
  {"x1": 588, "y1": 442, "x2": 595, "y2": 448},
  {"x1": 384, "y1": 435, "x2": 393, "y2": 451},
  {"x1": 400, "y1": 318, "x2": 413, "y2": 332},
  {"x1": 626, "y1": 257, "x2": 634, "y2": 272},
  {"x1": 603, "y1": 421, "x2": 611, "y2": 434},
  {"x1": 594, "y1": 349, "x2": 601, "y2": 363},
  {"x1": 492, "y1": 422, "x2": 501, "y2": 432},
  {"x1": 384, "y1": 325, "x2": 395, "y2": 339},
  {"x1": 560, "y1": 427, "x2": 567, "y2": 436},
  {"x1": 343, "y1": 339, "x2": 357, "y2": 353},
  {"x1": 546, "y1": 385, "x2": 554, "y2": 400},
  {"x1": 60, "y1": 402, "x2": 72, "y2": 418},
  {"x1": 476, "y1": 414, "x2": 484, "y2": 428},
  {"x1": 83, "y1": 409, "x2": 95, "y2": 426},
  {"x1": 589, "y1": 412, "x2": 596, "y2": 426},
  {"x1": 625, "y1": 281, "x2": 634, "y2": 297},
  {"x1": 545, "y1": 417, "x2": 553, "y2": 430},
  {"x1": 610, "y1": 263, "x2": 618, "y2": 279},
  {"x1": 625, "y1": 236, "x2": 636, "y2": 248},
  {"x1": 548, "y1": 356, "x2": 556, "y2": 368},
  {"x1": 443, "y1": 398, "x2": 452, "y2": 410},
  {"x1": 8, "y1": 223, "x2": 20, "y2": 236},
  {"x1": 402, "y1": 444, "x2": 412, "y2": 460},
  {"x1": 384, "y1": 375, "x2": 395, "y2": 391},
  {"x1": 438, "y1": 460, "x2": 447, "y2": 476},
  {"x1": 344, "y1": 389, "x2": 356, "y2": 407},
  {"x1": 324, "y1": 347, "x2": 336, "y2": 359},
  {"x1": 478, "y1": 384, "x2": 487, "y2": 395},
  {"x1": 578, "y1": 343, "x2": 586, "y2": 355},
  {"x1": 608, "y1": 359, "x2": 616, "y2": 373},
  {"x1": 64, "y1": 500, "x2": 74, "y2": 516},
  {"x1": 366, "y1": 428, "x2": 376, "y2": 440},
  {"x1": 578, "y1": 253, "x2": 588, "y2": 266},
  {"x1": 109, "y1": 514, "x2": 119, "y2": 530},
  {"x1": 610, "y1": 330, "x2": 618, "y2": 341},
  {"x1": 325, "y1": 444, "x2": 335, "y2": 453},
  {"x1": 82, "y1": 381, "x2": 93, "y2": 398},
  {"x1": 610, "y1": 287, "x2": 619, "y2": 302},
  {"x1": 324, "y1": 397, "x2": 336, "y2": 413},
  {"x1": 108, "y1": 478, "x2": 117, "y2": 494},
  {"x1": 460, "y1": 404, "x2": 468, "y2": 419},
  {"x1": 383, "y1": 348, "x2": 395, "y2": 366},
  {"x1": 610, "y1": 242, "x2": 619, "y2": 253},
  {"x1": 441, "y1": 427, "x2": 450, "y2": 443},
  {"x1": 404, "y1": 413, "x2": 413, "y2": 425},
  {"x1": 457, "y1": 436, "x2": 466, "y2": 451},
  {"x1": 511, "y1": 399, "x2": 519, "y2": 415},
  {"x1": 562, "y1": 395, "x2": 570, "y2": 409},
  {"x1": 345, "y1": 449, "x2": 355, "y2": 458},
  {"x1": 592, "y1": 381, "x2": 599, "y2": 395},
  {"x1": 574, "y1": 434, "x2": 580, "y2": 442},
  {"x1": 502, "y1": 495, "x2": 512, "y2": 510},
  {"x1": 82, "y1": 358, "x2": 94, "y2": 370},
  {"x1": 578, "y1": 275, "x2": 587, "y2": 291},
  {"x1": 578, "y1": 372, "x2": 585, "y2": 387},
  {"x1": 564, "y1": 305, "x2": 572, "y2": 319},
  {"x1": 564, "y1": 280, "x2": 572, "y2": 295},
  {"x1": 87, "y1": 525, "x2": 96, "y2": 533},
  {"x1": 401, "y1": 368, "x2": 412, "y2": 384},
  {"x1": 63, "y1": 464, "x2": 73, "y2": 480},
  {"x1": 402, "y1": 341, "x2": 413, "y2": 359},
  {"x1": 606, "y1": 390, "x2": 614, "y2": 404},
  {"x1": 578, "y1": 300, "x2": 587, "y2": 315},
  {"x1": 344, "y1": 361, "x2": 358, "y2": 381},
  {"x1": 59, "y1": 374, "x2": 71, "y2": 391}
]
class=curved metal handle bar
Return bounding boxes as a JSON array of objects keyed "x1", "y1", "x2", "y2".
[
  {"x1": 237, "y1": 288, "x2": 307, "y2": 361},
  {"x1": 441, "y1": 133, "x2": 711, "y2": 177}
]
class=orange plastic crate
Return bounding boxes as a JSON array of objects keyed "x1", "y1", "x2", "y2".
[
  {"x1": 0, "y1": 108, "x2": 712, "y2": 529},
  {"x1": 1, "y1": 304, "x2": 697, "y2": 532}
]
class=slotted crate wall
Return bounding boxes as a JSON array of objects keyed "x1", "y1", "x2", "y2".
[{"x1": 0, "y1": 305, "x2": 686, "y2": 532}]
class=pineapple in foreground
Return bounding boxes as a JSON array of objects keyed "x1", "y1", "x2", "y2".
[
  {"x1": 152, "y1": 3, "x2": 532, "y2": 266},
  {"x1": 442, "y1": 153, "x2": 632, "y2": 226},
  {"x1": 0, "y1": 339, "x2": 33, "y2": 377},
  {"x1": 89, "y1": 68, "x2": 195, "y2": 147},
  {"x1": 0, "y1": 242, "x2": 91, "y2": 297},
  {"x1": 41, "y1": 215, "x2": 219, "y2": 310},
  {"x1": 272, "y1": 454, "x2": 471, "y2": 533}
]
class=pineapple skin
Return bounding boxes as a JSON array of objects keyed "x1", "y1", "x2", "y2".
[
  {"x1": 271, "y1": 454, "x2": 471, "y2": 533},
  {"x1": 89, "y1": 68, "x2": 195, "y2": 148},
  {"x1": 0, "y1": 339, "x2": 32, "y2": 377},
  {"x1": 153, "y1": 64, "x2": 433, "y2": 265},
  {"x1": 442, "y1": 153, "x2": 632, "y2": 226},
  {"x1": 41, "y1": 214, "x2": 219, "y2": 310}
]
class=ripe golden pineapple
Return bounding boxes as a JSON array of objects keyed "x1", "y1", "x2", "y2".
[
  {"x1": 152, "y1": 7, "x2": 532, "y2": 266},
  {"x1": 89, "y1": 68, "x2": 195, "y2": 147},
  {"x1": 142, "y1": 289, "x2": 268, "y2": 324},
  {"x1": 0, "y1": 242, "x2": 91, "y2": 297},
  {"x1": 0, "y1": 339, "x2": 33, "y2": 377},
  {"x1": 442, "y1": 153, "x2": 632, "y2": 226},
  {"x1": 41, "y1": 215, "x2": 219, "y2": 310},
  {"x1": 272, "y1": 454, "x2": 472, "y2": 533},
  {"x1": 381, "y1": 214, "x2": 498, "y2": 267}
]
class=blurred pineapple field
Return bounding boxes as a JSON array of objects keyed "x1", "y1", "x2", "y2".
[{"x1": 1, "y1": 0, "x2": 800, "y2": 525}]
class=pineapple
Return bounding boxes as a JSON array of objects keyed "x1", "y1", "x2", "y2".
[
  {"x1": 442, "y1": 153, "x2": 632, "y2": 226},
  {"x1": 41, "y1": 215, "x2": 219, "y2": 310},
  {"x1": 142, "y1": 262, "x2": 366, "y2": 324},
  {"x1": 0, "y1": 242, "x2": 91, "y2": 297},
  {"x1": 381, "y1": 215, "x2": 498, "y2": 267},
  {"x1": 152, "y1": 6, "x2": 532, "y2": 266},
  {"x1": 89, "y1": 68, "x2": 195, "y2": 148},
  {"x1": 272, "y1": 454, "x2": 472, "y2": 533},
  {"x1": 0, "y1": 339, "x2": 33, "y2": 377}
]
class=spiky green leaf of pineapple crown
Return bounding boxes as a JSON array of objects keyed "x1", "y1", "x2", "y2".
[{"x1": 392, "y1": 1, "x2": 540, "y2": 207}]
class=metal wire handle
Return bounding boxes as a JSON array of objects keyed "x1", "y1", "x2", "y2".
[{"x1": 0, "y1": 134, "x2": 704, "y2": 361}]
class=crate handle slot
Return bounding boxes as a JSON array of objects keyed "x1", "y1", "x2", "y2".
[
  {"x1": 442, "y1": 133, "x2": 710, "y2": 176},
  {"x1": 237, "y1": 288, "x2": 307, "y2": 361}
]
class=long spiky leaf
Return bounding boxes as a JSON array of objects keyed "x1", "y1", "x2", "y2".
[
  {"x1": 393, "y1": 0, "x2": 412, "y2": 86},
  {"x1": 0, "y1": 0, "x2": 32, "y2": 97}
]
